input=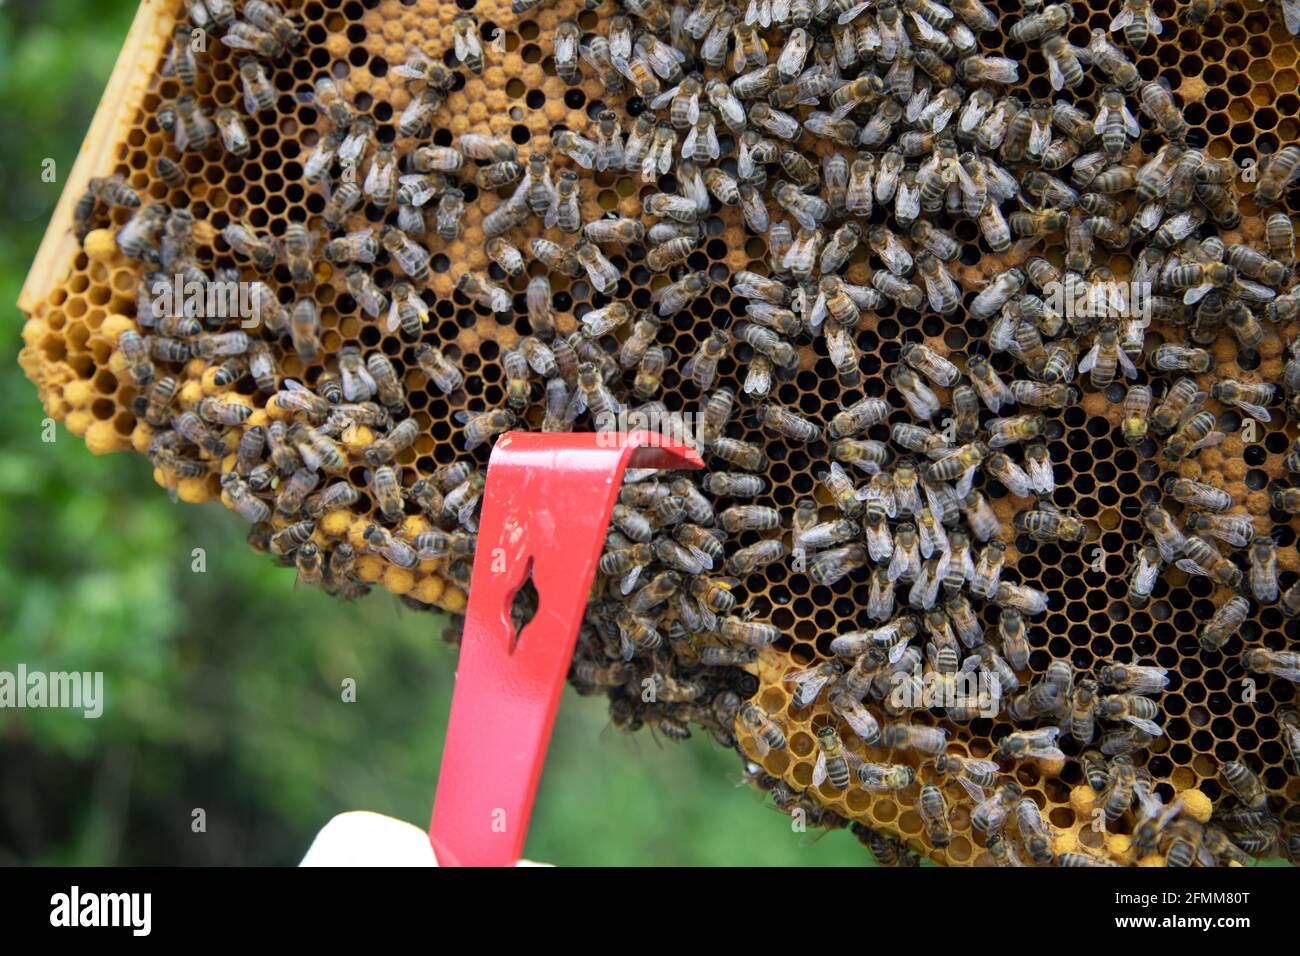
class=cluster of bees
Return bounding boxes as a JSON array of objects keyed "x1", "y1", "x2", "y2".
[{"x1": 55, "y1": 0, "x2": 1300, "y2": 865}]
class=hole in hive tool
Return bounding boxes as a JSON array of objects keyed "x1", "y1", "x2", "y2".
[{"x1": 429, "y1": 430, "x2": 703, "y2": 867}]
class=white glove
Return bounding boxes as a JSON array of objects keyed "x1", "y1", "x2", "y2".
[{"x1": 299, "y1": 811, "x2": 550, "y2": 867}]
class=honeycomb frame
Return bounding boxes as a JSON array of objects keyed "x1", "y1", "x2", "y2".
[{"x1": 17, "y1": 0, "x2": 1300, "y2": 866}]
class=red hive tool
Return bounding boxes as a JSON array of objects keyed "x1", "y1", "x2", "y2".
[{"x1": 429, "y1": 431, "x2": 704, "y2": 867}]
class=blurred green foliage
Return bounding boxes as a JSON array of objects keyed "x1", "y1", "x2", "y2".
[{"x1": 0, "y1": 0, "x2": 869, "y2": 866}]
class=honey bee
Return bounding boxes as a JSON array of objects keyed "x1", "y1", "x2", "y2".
[
  {"x1": 1271, "y1": 485, "x2": 1300, "y2": 515},
  {"x1": 724, "y1": 534, "x2": 788, "y2": 577},
  {"x1": 738, "y1": 702, "x2": 786, "y2": 756},
  {"x1": 282, "y1": 297, "x2": 320, "y2": 362},
  {"x1": 1256, "y1": 145, "x2": 1300, "y2": 206},
  {"x1": 171, "y1": 93, "x2": 214, "y2": 152},
  {"x1": 891, "y1": 367, "x2": 941, "y2": 420},
  {"x1": 1181, "y1": 0, "x2": 1221, "y2": 24},
  {"x1": 1281, "y1": 711, "x2": 1300, "y2": 773},
  {"x1": 302, "y1": 130, "x2": 344, "y2": 189},
  {"x1": 701, "y1": 471, "x2": 766, "y2": 499},
  {"x1": 455, "y1": 407, "x2": 516, "y2": 452},
  {"x1": 1164, "y1": 410, "x2": 1226, "y2": 461},
  {"x1": 449, "y1": 13, "x2": 483, "y2": 72},
  {"x1": 967, "y1": 779, "x2": 1021, "y2": 834},
  {"x1": 1220, "y1": 760, "x2": 1268, "y2": 810},
  {"x1": 987, "y1": 414, "x2": 1046, "y2": 449},
  {"x1": 1242, "y1": 647, "x2": 1300, "y2": 685},
  {"x1": 361, "y1": 523, "x2": 417, "y2": 569},
  {"x1": 1012, "y1": 797, "x2": 1054, "y2": 864},
  {"x1": 880, "y1": 722, "x2": 949, "y2": 756},
  {"x1": 1111, "y1": 0, "x2": 1162, "y2": 47},
  {"x1": 1266, "y1": 212, "x2": 1296, "y2": 264},
  {"x1": 996, "y1": 726, "x2": 1064, "y2": 763},
  {"x1": 321, "y1": 179, "x2": 362, "y2": 230},
  {"x1": 1148, "y1": 380, "x2": 1203, "y2": 437},
  {"x1": 1077, "y1": 321, "x2": 1138, "y2": 388},
  {"x1": 710, "y1": 438, "x2": 769, "y2": 478},
  {"x1": 1139, "y1": 80, "x2": 1187, "y2": 140},
  {"x1": 394, "y1": 85, "x2": 446, "y2": 138},
  {"x1": 457, "y1": 269, "x2": 512, "y2": 314},
  {"x1": 269, "y1": 518, "x2": 317, "y2": 558},
  {"x1": 915, "y1": 785, "x2": 952, "y2": 849},
  {"x1": 1014, "y1": 507, "x2": 1088, "y2": 543},
  {"x1": 1196, "y1": 595, "x2": 1248, "y2": 655},
  {"x1": 214, "y1": 106, "x2": 252, "y2": 158},
  {"x1": 1096, "y1": 692, "x2": 1164, "y2": 737},
  {"x1": 966, "y1": 355, "x2": 1014, "y2": 413},
  {"x1": 306, "y1": 76, "x2": 355, "y2": 131},
  {"x1": 574, "y1": 240, "x2": 622, "y2": 295}
]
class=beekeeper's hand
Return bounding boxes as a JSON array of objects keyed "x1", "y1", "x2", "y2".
[{"x1": 299, "y1": 811, "x2": 551, "y2": 866}]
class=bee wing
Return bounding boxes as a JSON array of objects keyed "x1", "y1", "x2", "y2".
[
  {"x1": 1177, "y1": 390, "x2": 1209, "y2": 422},
  {"x1": 1122, "y1": 106, "x2": 1142, "y2": 137},
  {"x1": 1284, "y1": 0, "x2": 1300, "y2": 34},
  {"x1": 782, "y1": 665, "x2": 819, "y2": 686},
  {"x1": 1077, "y1": 342, "x2": 1101, "y2": 374},
  {"x1": 649, "y1": 84, "x2": 680, "y2": 109},
  {"x1": 219, "y1": 31, "x2": 258, "y2": 51},
  {"x1": 721, "y1": 98, "x2": 746, "y2": 130},
  {"x1": 1121, "y1": 714, "x2": 1165, "y2": 736},
  {"x1": 812, "y1": 750, "x2": 828, "y2": 787},
  {"x1": 887, "y1": 639, "x2": 911, "y2": 664},
  {"x1": 684, "y1": 543, "x2": 715, "y2": 571},
  {"x1": 933, "y1": 550, "x2": 952, "y2": 587},
  {"x1": 1150, "y1": 11, "x2": 1164, "y2": 34},
  {"x1": 1235, "y1": 401, "x2": 1272, "y2": 423},
  {"x1": 797, "y1": 826, "x2": 832, "y2": 849},
  {"x1": 384, "y1": 296, "x2": 406, "y2": 333},
  {"x1": 1117, "y1": 346, "x2": 1140, "y2": 380},
  {"x1": 1047, "y1": 56, "x2": 1065, "y2": 92},
  {"x1": 956, "y1": 774, "x2": 987, "y2": 804},
  {"x1": 1028, "y1": 122, "x2": 1051, "y2": 156},
  {"x1": 1135, "y1": 667, "x2": 1170, "y2": 692},
  {"x1": 542, "y1": 200, "x2": 560, "y2": 229},
  {"x1": 1188, "y1": 431, "x2": 1226, "y2": 454},
  {"x1": 1092, "y1": 105, "x2": 1111, "y2": 135},
  {"x1": 705, "y1": 125, "x2": 721, "y2": 160},
  {"x1": 619, "y1": 564, "x2": 644, "y2": 595},
  {"x1": 886, "y1": 546, "x2": 909, "y2": 583},
  {"x1": 837, "y1": 1, "x2": 873, "y2": 25},
  {"x1": 841, "y1": 707, "x2": 879, "y2": 743},
  {"x1": 687, "y1": 95, "x2": 700, "y2": 126},
  {"x1": 453, "y1": 30, "x2": 471, "y2": 64},
  {"x1": 1110, "y1": 9, "x2": 1135, "y2": 29},
  {"x1": 680, "y1": 125, "x2": 698, "y2": 160},
  {"x1": 363, "y1": 160, "x2": 387, "y2": 197},
  {"x1": 656, "y1": 144, "x2": 674, "y2": 176},
  {"x1": 955, "y1": 464, "x2": 978, "y2": 499}
]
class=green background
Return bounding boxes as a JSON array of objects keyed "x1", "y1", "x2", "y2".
[{"x1": 0, "y1": 0, "x2": 868, "y2": 866}]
